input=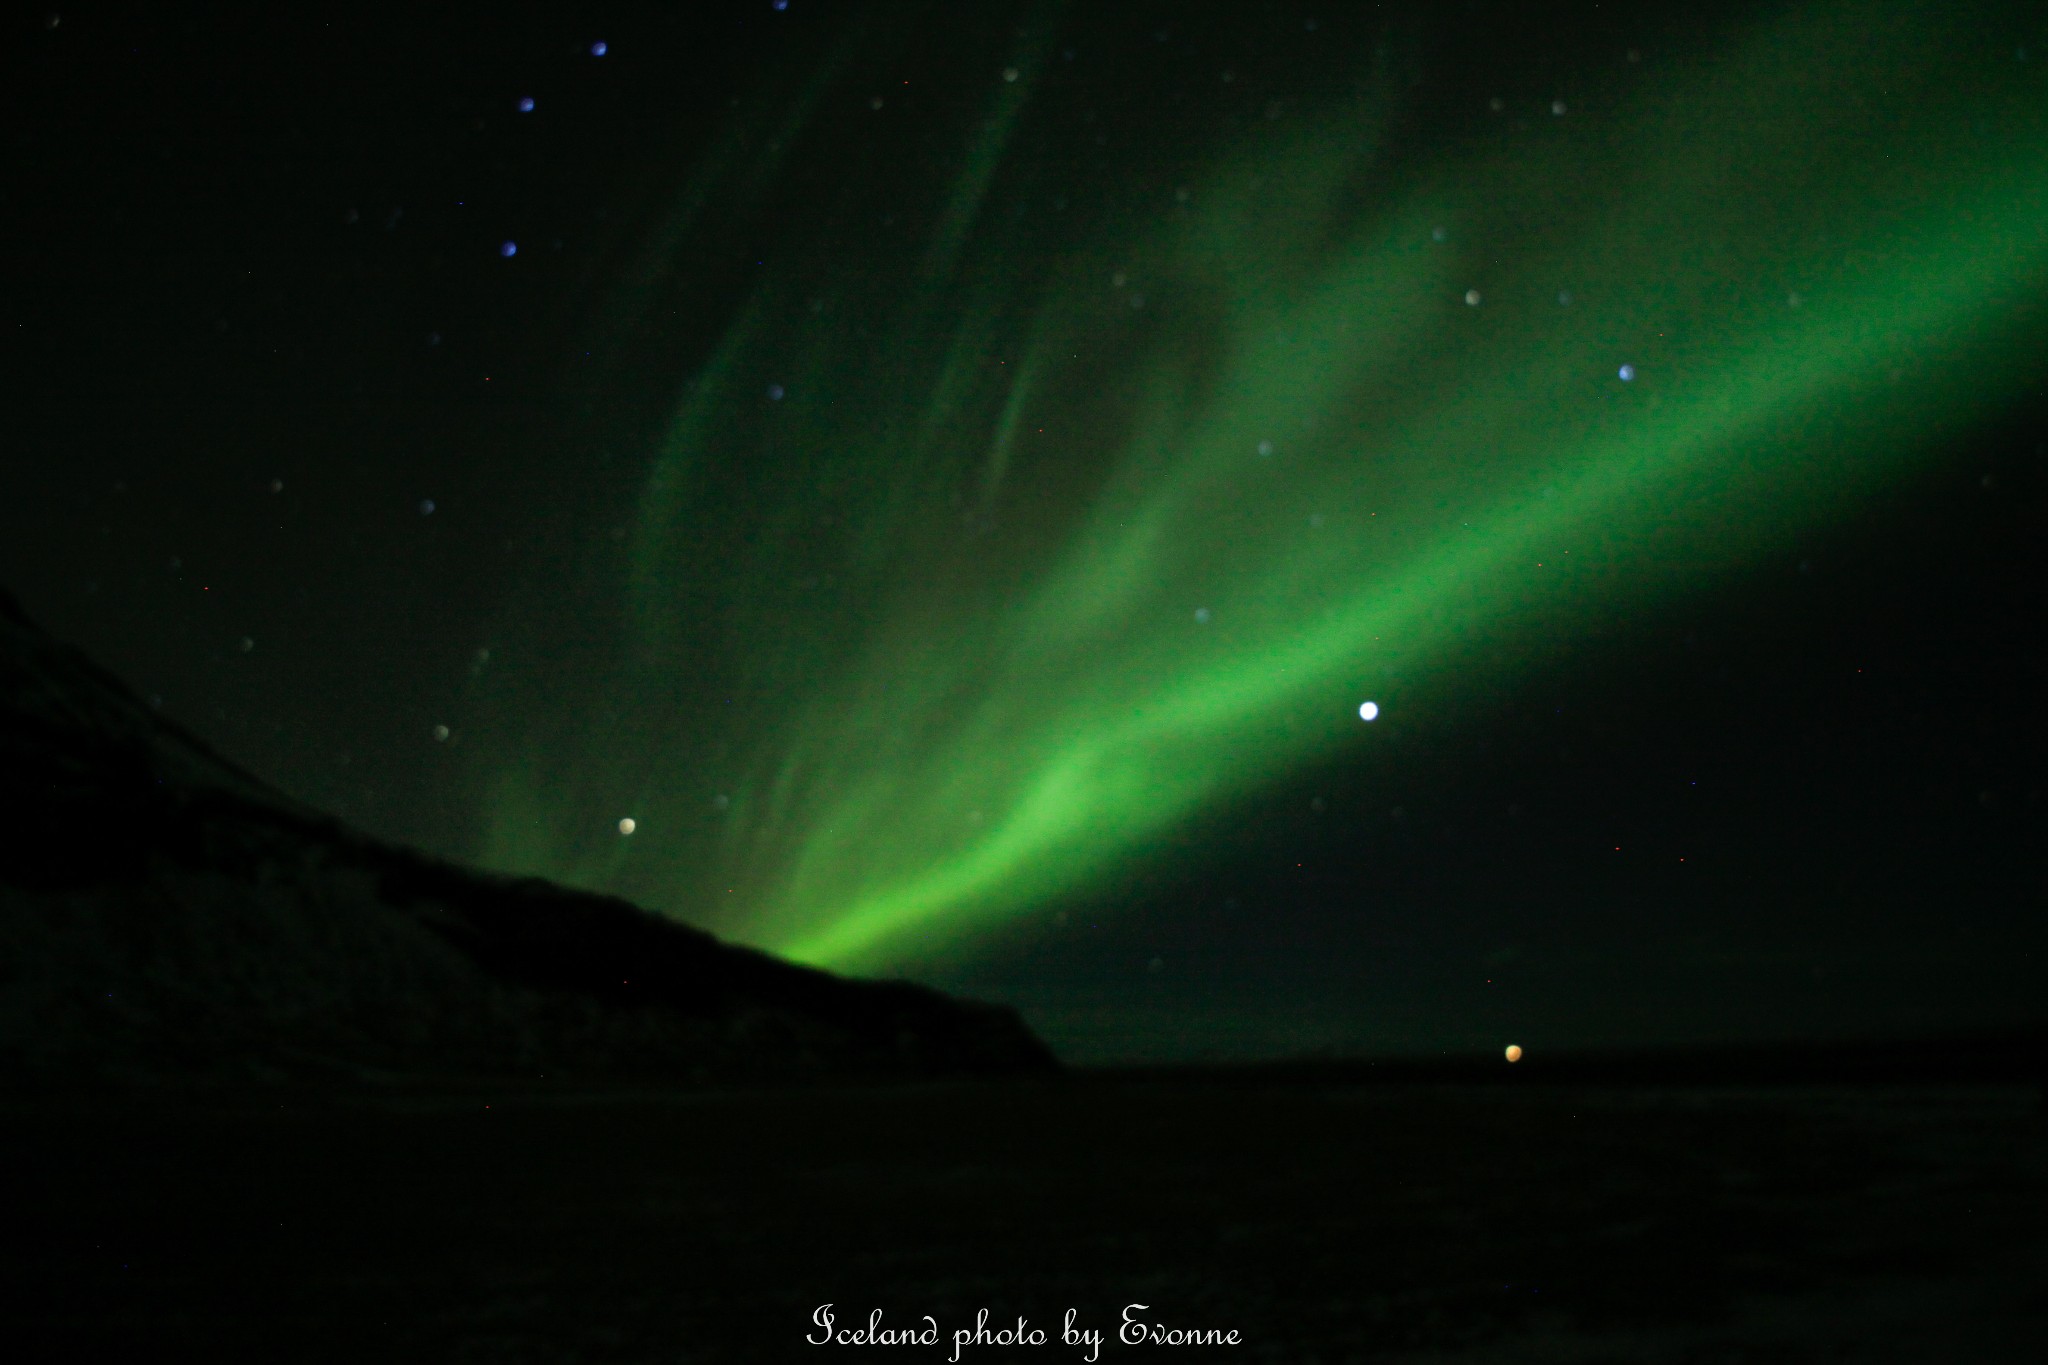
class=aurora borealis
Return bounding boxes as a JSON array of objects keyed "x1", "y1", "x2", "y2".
[
  {"x1": 10, "y1": 0, "x2": 2046, "y2": 1060},
  {"x1": 472, "y1": 2, "x2": 2046, "y2": 968},
  {"x1": 17, "y1": 19, "x2": 2048, "y2": 1359}
]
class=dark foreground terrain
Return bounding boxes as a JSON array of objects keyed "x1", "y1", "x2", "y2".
[
  {"x1": 7, "y1": 591, "x2": 2045, "y2": 1358},
  {"x1": 7, "y1": 1070, "x2": 2046, "y2": 1363}
]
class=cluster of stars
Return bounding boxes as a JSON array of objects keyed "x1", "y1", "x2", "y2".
[{"x1": 478, "y1": 43, "x2": 614, "y2": 262}]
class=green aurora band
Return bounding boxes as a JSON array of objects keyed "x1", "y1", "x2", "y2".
[{"x1": 481, "y1": 2, "x2": 2047, "y2": 971}]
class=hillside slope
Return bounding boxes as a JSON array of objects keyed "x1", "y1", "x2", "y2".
[{"x1": 0, "y1": 589, "x2": 1054, "y2": 1086}]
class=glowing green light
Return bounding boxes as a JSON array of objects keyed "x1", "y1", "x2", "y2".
[{"x1": 481, "y1": 3, "x2": 2048, "y2": 973}]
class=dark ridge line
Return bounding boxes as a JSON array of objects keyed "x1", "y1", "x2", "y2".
[
  {"x1": 2, "y1": 582, "x2": 1061, "y2": 1082},
  {"x1": 1, "y1": 583, "x2": 953, "y2": 1022},
  {"x1": 0, "y1": 584, "x2": 325, "y2": 821}
]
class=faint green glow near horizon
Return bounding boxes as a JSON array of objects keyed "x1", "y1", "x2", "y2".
[{"x1": 482, "y1": 2, "x2": 2047, "y2": 972}]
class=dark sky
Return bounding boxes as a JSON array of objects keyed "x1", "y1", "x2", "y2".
[{"x1": 8, "y1": 1, "x2": 2045, "y2": 1063}]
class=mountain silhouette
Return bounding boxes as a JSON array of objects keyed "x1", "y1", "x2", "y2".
[{"x1": 0, "y1": 588, "x2": 1054, "y2": 1086}]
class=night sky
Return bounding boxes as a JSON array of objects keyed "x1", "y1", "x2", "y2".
[{"x1": 9, "y1": 1, "x2": 2045, "y2": 1063}]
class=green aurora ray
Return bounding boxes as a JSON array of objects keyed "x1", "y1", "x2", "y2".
[{"x1": 480, "y1": 1, "x2": 2047, "y2": 971}]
